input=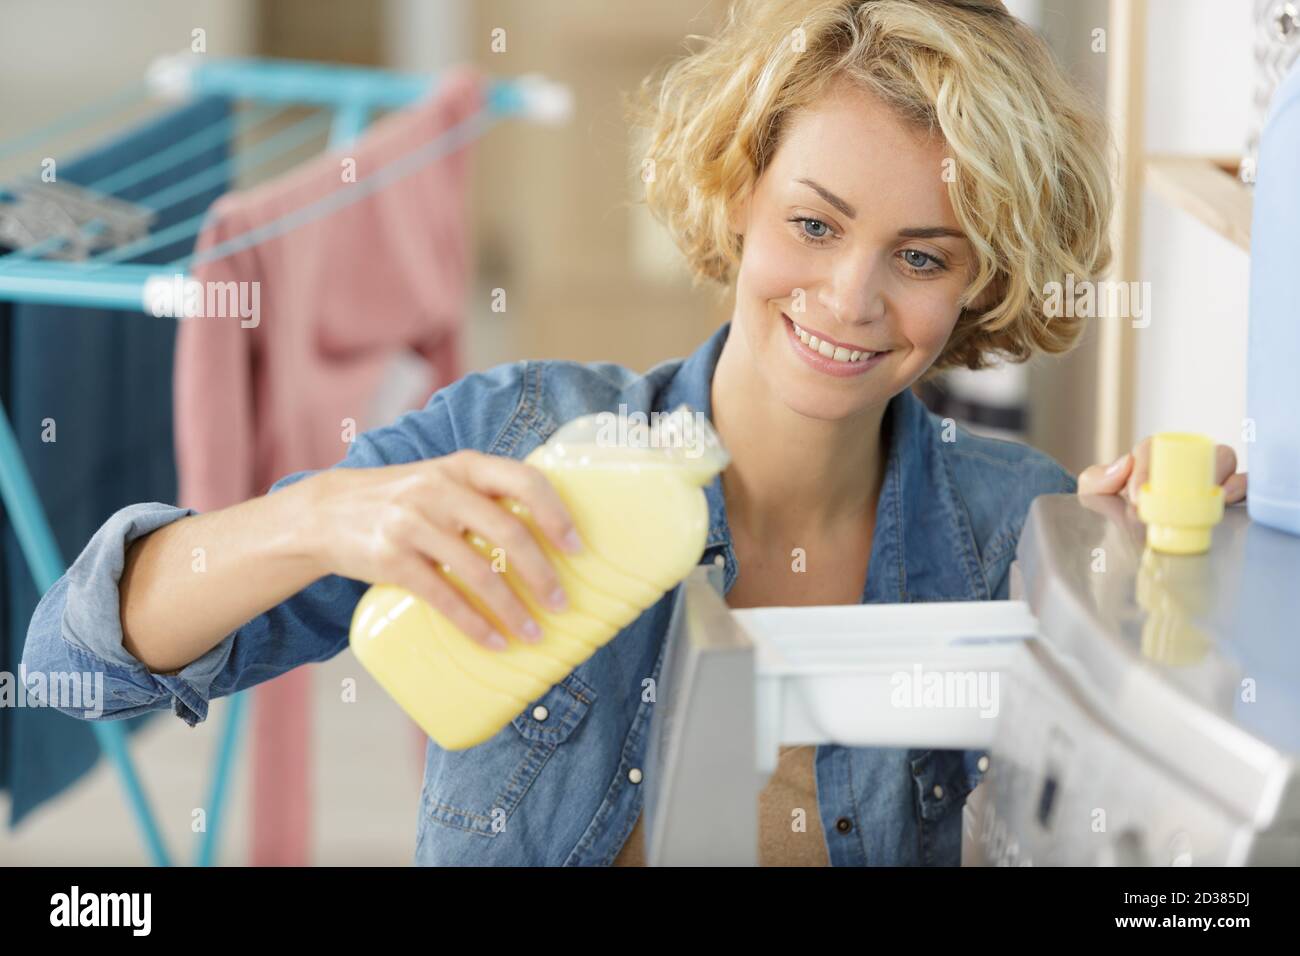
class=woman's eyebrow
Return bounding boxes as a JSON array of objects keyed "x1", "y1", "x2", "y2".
[
  {"x1": 796, "y1": 179, "x2": 966, "y2": 239},
  {"x1": 897, "y1": 226, "x2": 967, "y2": 240},
  {"x1": 796, "y1": 178, "x2": 856, "y2": 219}
]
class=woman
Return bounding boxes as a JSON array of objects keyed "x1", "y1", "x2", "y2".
[{"x1": 23, "y1": 0, "x2": 1245, "y2": 866}]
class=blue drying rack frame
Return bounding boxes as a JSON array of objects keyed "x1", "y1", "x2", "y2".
[{"x1": 0, "y1": 55, "x2": 571, "y2": 865}]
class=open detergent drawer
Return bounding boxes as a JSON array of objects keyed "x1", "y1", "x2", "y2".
[{"x1": 732, "y1": 601, "x2": 1039, "y2": 772}]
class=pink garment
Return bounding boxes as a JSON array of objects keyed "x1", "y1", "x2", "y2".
[
  {"x1": 175, "y1": 63, "x2": 482, "y2": 512},
  {"x1": 173, "y1": 64, "x2": 484, "y2": 866}
]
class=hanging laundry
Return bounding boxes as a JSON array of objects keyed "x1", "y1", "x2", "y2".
[
  {"x1": 174, "y1": 63, "x2": 481, "y2": 512},
  {"x1": 0, "y1": 179, "x2": 156, "y2": 260},
  {"x1": 0, "y1": 95, "x2": 232, "y2": 827}
]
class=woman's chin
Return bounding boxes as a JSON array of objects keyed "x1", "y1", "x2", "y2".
[{"x1": 768, "y1": 381, "x2": 880, "y2": 423}]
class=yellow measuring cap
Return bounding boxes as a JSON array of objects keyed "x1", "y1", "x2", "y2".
[{"x1": 1137, "y1": 433, "x2": 1224, "y2": 555}]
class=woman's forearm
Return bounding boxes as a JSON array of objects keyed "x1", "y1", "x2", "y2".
[{"x1": 119, "y1": 476, "x2": 325, "y2": 675}]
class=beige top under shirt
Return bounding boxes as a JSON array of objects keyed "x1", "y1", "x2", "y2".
[{"x1": 613, "y1": 744, "x2": 829, "y2": 866}]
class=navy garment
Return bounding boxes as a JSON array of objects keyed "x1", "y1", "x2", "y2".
[{"x1": 0, "y1": 96, "x2": 230, "y2": 826}]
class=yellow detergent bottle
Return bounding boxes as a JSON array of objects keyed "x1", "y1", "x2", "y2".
[{"x1": 347, "y1": 403, "x2": 729, "y2": 750}]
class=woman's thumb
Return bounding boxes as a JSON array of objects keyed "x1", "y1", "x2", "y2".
[{"x1": 1077, "y1": 451, "x2": 1132, "y2": 496}]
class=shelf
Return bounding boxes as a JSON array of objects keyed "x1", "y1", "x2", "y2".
[{"x1": 1144, "y1": 154, "x2": 1252, "y2": 252}]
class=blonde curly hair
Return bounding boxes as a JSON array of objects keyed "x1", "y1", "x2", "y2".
[{"x1": 624, "y1": 0, "x2": 1114, "y2": 373}]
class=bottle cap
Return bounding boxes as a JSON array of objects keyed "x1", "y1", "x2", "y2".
[
  {"x1": 1136, "y1": 433, "x2": 1224, "y2": 554},
  {"x1": 538, "y1": 403, "x2": 730, "y2": 485}
]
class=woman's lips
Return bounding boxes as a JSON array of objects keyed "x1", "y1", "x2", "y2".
[{"x1": 782, "y1": 313, "x2": 890, "y2": 378}]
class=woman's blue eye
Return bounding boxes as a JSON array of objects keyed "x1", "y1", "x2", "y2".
[
  {"x1": 790, "y1": 217, "x2": 833, "y2": 245},
  {"x1": 802, "y1": 218, "x2": 829, "y2": 239},
  {"x1": 900, "y1": 248, "x2": 944, "y2": 272}
]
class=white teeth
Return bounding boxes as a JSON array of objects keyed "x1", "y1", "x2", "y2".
[{"x1": 790, "y1": 319, "x2": 875, "y2": 364}]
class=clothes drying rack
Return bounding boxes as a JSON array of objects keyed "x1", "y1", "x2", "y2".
[{"x1": 0, "y1": 54, "x2": 572, "y2": 865}]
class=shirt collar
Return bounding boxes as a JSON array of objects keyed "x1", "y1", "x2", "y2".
[{"x1": 657, "y1": 319, "x2": 987, "y2": 603}]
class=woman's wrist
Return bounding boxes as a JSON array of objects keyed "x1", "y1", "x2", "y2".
[{"x1": 271, "y1": 471, "x2": 336, "y2": 584}]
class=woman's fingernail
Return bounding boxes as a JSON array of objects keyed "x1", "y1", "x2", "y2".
[
  {"x1": 564, "y1": 529, "x2": 583, "y2": 553},
  {"x1": 1105, "y1": 453, "x2": 1129, "y2": 476},
  {"x1": 485, "y1": 631, "x2": 508, "y2": 650},
  {"x1": 549, "y1": 587, "x2": 568, "y2": 611},
  {"x1": 521, "y1": 618, "x2": 543, "y2": 641}
]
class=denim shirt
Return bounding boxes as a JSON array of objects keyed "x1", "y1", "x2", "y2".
[{"x1": 22, "y1": 319, "x2": 1076, "y2": 865}]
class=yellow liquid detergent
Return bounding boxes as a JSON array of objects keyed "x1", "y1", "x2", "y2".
[{"x1": 348, "y1": 404, "x2": 729, "y2": 750}]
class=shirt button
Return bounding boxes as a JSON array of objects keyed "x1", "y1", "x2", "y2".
[
  {"x1": 532, "y1": 705, "x2": 548, "y2": 721},
  {"x1": 628, "y1": 768, "x2": 643, "y2": 784},
  {"x1": 933, "y1": 784, "x2": 944, "y2": 800},
  {"x1": 977, "y1": 755, "x2": 990, "y2": 773},
  {"x1": 835, "y1": 817, "x2": 853, "y2": 833}
]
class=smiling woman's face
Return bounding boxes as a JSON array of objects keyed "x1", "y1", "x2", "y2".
[{"x1": 728, "y1": 77, "x2": 979, "y2": 422}]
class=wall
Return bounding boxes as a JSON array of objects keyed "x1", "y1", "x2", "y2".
[
  {"x1": 1133, "y1": 0, "x2": 1254, "y2": 469},
  {"x1": 0, "y1": 0, "x2": 255, "y2": 171}
]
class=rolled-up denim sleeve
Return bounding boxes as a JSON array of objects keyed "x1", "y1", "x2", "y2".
[
  {"x1": 22, "y1": 502, "x2": 205, "y2": 724},
  {"x1": 19, "y1": 383, "x2": 484, "y2": 727},
  {"x1": 19, "y1": 473, "x2": 371, "y2": 728}
]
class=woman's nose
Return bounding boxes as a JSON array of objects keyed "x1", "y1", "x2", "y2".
[{"x1": 819, "y1": 249, "x2": 887, "y2": 325}]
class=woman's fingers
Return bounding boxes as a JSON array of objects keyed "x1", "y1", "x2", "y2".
[
  {"x1": 416, "y1": 474, "x2": 570, "y2": 616},
  {"x1": 1124, "y1": 437, "x2": 1153, "y2": 502},
  {"x1": 1214, "y1": 444, "x2": 1238, "y2": 486},
  {"x1": 387, "y1": 553, "x2": 513, "y2": 652},
  {"x1": 1079, "y1": 437, "x2": 1248, "y2": 506},
  {"x1": 445, "y1": 450, "x2": 583, "y2": 556},
  {"x1": 361, "y1": 449, "x2": 589, "y2": 651},
  {"x1": 406, "y1": 517, "x2": 545, "y2": 648},
  {"x1": 1224, "y1": 471, "x2": 1248, "y2": 504},
  {"x1": 310, "y1": 455, "x2": 585, "y2": 653},
  {"x1": 1214, "y1": 446, "x2": 1249, "y2": 504},
  {"x1": 1077, "y1": 450, "x2": 1133, "y2": 496}
]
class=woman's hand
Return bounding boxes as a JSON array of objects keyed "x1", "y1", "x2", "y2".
[
  {"x1": 303, "y1": 450, "x2": 583, "y2": 651},
  {"x1": 1076, "y1": 437, "x2": 1248, "y2": 505}
]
